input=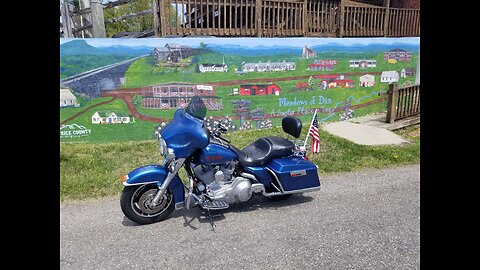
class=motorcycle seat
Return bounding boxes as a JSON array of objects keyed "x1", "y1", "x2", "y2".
[{"x1": 231, "y1": 136, "x2": 295, "y2": 167}]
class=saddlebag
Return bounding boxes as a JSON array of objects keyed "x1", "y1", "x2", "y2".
[{"x1": 266, "y1": 157, "x2": 321, "y2": 191}]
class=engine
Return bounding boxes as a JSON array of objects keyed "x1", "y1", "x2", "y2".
[{"x1": 191, "y1": 161, "x2": 252, "y2": 204}]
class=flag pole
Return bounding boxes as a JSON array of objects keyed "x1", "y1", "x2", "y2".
[{"x1": 303, "y1": 109, "x2": 318, "y2": 149}]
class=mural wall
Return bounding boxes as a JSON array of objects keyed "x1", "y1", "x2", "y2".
[{"x1": 60, "y1": 37, "x2": 419, "y2": 142}]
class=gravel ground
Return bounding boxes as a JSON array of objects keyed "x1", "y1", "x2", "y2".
[{"x1": 60, "y1": 164, "x2": 420, "y2": 270}]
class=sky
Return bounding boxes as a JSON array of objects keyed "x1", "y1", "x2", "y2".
[{"x1": 60, "y1": 37, "x2": 420, "y2": 48}]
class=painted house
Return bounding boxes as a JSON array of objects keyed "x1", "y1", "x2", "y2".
[
  {"x1": 384, "y1": 48, "x2": 412, "y2": 62},
  {"x1": 349, "y1": 60, "x2": 377, "y2": 68},
  {"x1": 152, "y1": 43, "x2": 197, "y2": 64},
  {"x1": 199, "y1": 57, "x2": 228, "y2": 73},
  {"x1": 381, "y1": 71, "x2": 400, "y2": 83},
  {"x1": 302, "y1": 46, "x2": 317, "y2": 59},
  {"x1": 359, "y1": 74, "x2": 375, "y2": 87},
  {"x1": 315, "y1": 74, "x2": 355, "y2": 89},
  {"x1": 307, "y1": 60, "x2": 337, "y2": 71},
  {"x1": 141, "y1": 82, "x2": 222, "y2": 110},
  {"x1": 91, "y1": 111, "x2": 132, "y2": 124},
  {"x1": 60, "y1": 88, "x2": 78, "y2": 107},
  {"x1": 400, "y1": 68, "x2": 416, "y2": 78},
  {"x1": 239, "y1": 83, "x2": 281, "y2": 96},
  {"x1": 243, "y1": 60, "x2": 296, "y2": 72}
]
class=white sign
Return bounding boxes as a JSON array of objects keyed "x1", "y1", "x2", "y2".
[{"x1": 60, "y1": 124, "x2": 91, "y2": 138}]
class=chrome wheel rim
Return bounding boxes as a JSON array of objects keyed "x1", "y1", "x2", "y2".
[{"x1": 131, "y1": 185, "x2": 172, "y2": 218}]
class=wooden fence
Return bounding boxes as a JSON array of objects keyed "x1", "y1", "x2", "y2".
[
  {"x1": 386, "y1": 83, "x2": 420, "y2": 123},
  {"x1": 61, "y1": 0, "x2": 420, "y2": 38},
  {"x1": 155, "y1": 0, "x2": 420, "y2": 37}
]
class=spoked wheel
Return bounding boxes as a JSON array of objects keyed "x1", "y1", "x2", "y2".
[{"x1": 120, "y1": 184, "x2": 174, "y2": 225}]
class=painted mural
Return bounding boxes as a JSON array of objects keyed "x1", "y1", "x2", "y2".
[{"x1": 60, "y1": 37, "x2": 419, "y2": 142}]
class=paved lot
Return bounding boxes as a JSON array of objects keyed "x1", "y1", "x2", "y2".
[{"x1": 60, "y1": 165, "x2": 420, "y2": 270}]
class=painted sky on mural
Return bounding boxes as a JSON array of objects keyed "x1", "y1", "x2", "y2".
[{"x1": 60, "y1": 37, "x2": 419, "y2": 48}]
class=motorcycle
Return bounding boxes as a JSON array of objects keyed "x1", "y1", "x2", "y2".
[{"x1": 120, "y1": 97, "x2": 321, "y2": 225}]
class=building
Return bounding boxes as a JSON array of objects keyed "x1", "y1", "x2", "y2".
[
  {"x1": 141, "y1": 82, "x2": 222, "y2": 110},
  {"x1": 400, "y1": 68, "x2": 416, "y2": 77},
  {"x1": 239, "y1": 83, "x2": 281, "y2": 96},
  {"x1": 199, "y1": 57, "x2": 228, "y2": 73},
  {"x1": 384, "y1": 48, "x2": 412, "y2": 62},
  {"x1": 91, "y1": 111, "x2": 132, "y2": 124},
  {"x1": 307, "y1": 60, "x2": 337, "y2": 71},
  {"x1": 243, "y1": 60, "x2": 296, "y2": 72},
  {"x1": 60, "y1": 88, "x2": 78, "y2": 107},
  {"x1": 152, "y1": 43, "x2": 197, "y2": 64},
  {"x1": 315, "y1": 74, "x2": 355, "y2": 89},
  {"x1": 349, "y1": 59, "x2": 377, "y2": 68},
  {"x1": 381, "y1": 71, "x2": 400, "y2": 83},
  {"x1": 302, "y1": 46, "x2": 317, "y2": 59},
  {"x1": 359, "y1": 74, "x2": 375, "y2": 87}
]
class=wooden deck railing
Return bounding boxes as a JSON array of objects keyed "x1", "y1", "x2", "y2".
[
  {"x1": 386, "y1": 83, "x2": 420, "y2": 123},
  {"x1": 154, "y1": 0, "x2": 419, "y2": 37}
]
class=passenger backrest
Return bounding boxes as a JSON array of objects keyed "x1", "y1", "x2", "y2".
[{"x1": 282, "y1": 116, "x2": 302, "y2": 138}]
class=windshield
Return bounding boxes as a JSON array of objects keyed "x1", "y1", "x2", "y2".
[{"x1": 185, "y1": 96, "x2": 207, "y2": 120}]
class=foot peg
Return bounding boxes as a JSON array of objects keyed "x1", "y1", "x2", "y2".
[{"x1": 201, "y1": 199, "x2": 229, "y2": 210}]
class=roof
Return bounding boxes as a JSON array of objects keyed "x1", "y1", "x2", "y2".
[
  {"x1": 402, "y1": 68, "x2": 416, "y2": 72},
  {"x1": 200, "y1": 64, "x2": 226, "y2": 67},
  {"x1": 381, "y1": 71, "x2": 399, "y2": 77},
  {"x1": 360, "y1": 74, "x2": 375, "y2": 79},
  {"x1": 388, "y1": 48, "x2": 406, "y2": 52},
  {"x1": 240, "y1": 83, "x2": 279, "y2": 88},
  {"x1": 60, "y1": 88, "x2": 76, "y2": 100},
  {"x1": 315, "y1": 74, "x2": 341, "y2": 79}
]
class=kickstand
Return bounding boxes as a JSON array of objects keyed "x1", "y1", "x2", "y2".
[{"x1": 207, "y1": 209, "x2": 216, "y2": 231}]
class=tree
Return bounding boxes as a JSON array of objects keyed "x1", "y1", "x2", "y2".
[{"x1": 103, "y1": 0, "x2": 154, "y2": 37}]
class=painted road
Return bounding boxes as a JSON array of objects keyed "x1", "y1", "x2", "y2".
[{"x1": 60, "y1": 165, "x2": 420, "y2": 269}]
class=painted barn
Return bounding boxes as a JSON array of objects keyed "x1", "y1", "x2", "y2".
[
  {"x1": 359, "y1": 74, "x2": 375, "y2": 87},
  {"x1": 60, "y1": 88, "x2": 79, "y2": 107},
  {"x1": 239, "y1": 83, "x2": 281, "y2": 96},
  {"x1": 349, "y1": 60, "x2": 377, "y2": 68},
  {"x1": 400, "y1": 68, "x2": 416, "y2": 78},
  {"x1": 381, "y1": 71, "x2": 400, "y2": 83},
  {"x1": 199, "y1": 57, "x2": 228, "y2": 73},
  {"x1": 384, "y1": 48, "x2": 412, "y2": 62},
  {"x1": 315, "y1": 74, "x2": 354, "y2": 89},
  {"x1": 91, "y1": 111, "x2": 132, "y2": 124},
  {"x1": 243, "y1": 60, "x2": 296, "y2": 72},
  {"x1": 141, "y1": 82, "x2": 222, "y2": 110},
  {"x1": 152, "y1": 43, "x2": 197, "y2": 64}
]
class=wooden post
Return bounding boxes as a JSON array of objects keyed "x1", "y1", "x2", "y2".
[
  {"x1": 256, "y1": 0, "x2": 262, "y2": 37},
  {"x1": 386, "y1": 82, "x2": 398, "y2": 123},
  {"x1": 383, "y1": 0, "x2": 390, "y2": 37},
  {"x1": 159, "y1": 0, "x2": 166, "y2": 36},
  {"x1": 153, "y1": 0, "x2": 160, "y2": 36},
  {"x1": 90, "y1": 0, "x2": 106, "y2": 37},
  {"x1": 61, "y1": 1, "x2": 74, "y2": 38},
  {"x1": 303, "y1": 0, "x2": 307, "y2": 35},
  {"x1": 339, "y1": 0, "x2": 345, "y2": 37},
  {"x1": 415, "y1": 48, "x2": 420, "y2": 85}
]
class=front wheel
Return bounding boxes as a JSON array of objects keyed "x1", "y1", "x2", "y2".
[{"x1": 120, "y1": 184, "x2": 175, "y2": 225}]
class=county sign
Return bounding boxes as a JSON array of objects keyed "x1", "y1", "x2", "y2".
[{"x1": 60, "y1": 124, "x2": 92, "y2": 138}]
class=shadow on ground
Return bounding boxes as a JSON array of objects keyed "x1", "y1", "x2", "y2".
[{"x1": 121, "y1": 193, "x2": 314, "y2": 229}]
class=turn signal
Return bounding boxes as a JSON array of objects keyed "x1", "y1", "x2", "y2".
[{"x1": 120, "y1": 175, "x2": 129, "y2": 183}]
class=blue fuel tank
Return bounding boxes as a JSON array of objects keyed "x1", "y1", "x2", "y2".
[{"x1": 198, "y1": 143, "x2": 238, "y2": 165}]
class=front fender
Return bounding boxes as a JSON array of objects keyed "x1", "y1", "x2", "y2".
[{"x1": 123, "y1": 165, "x2": 185, "y2": 204}]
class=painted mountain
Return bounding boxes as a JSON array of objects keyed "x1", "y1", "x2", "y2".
[{"x1": 60, "y1": 40, "x2": 151, "y2": 79}]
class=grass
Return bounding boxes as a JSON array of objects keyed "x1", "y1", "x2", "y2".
[{"x1": 60, "y1": 124, "x2": 420, "y2": 201}]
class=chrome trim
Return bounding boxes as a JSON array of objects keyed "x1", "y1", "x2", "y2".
[
  {"x1": 263, "y1": 186, "x2": 321, "y2": 197},
  {"x1": 265, "y1": 167, "x2": 285, "y2": 192},
  {"x1": 122, "y1": 180, "x2": 158, "y2": 187},
  {"x1": 175, "y1": 202, "x2": 184, "y2": 210},
  {"x1": 151, "y1": 158, "x2": 186, "y2": 206},
  {"x1": 240, "y1": 172, "x2": 257, "y2": 181}
]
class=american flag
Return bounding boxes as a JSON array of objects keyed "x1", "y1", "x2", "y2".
[{"x1": 308, "y1": 113, "x2": 320, "y2": 153}]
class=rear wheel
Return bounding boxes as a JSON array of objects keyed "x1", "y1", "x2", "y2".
[{"x1": 120, "y1": 184, "x2": 174, "y2": 225}]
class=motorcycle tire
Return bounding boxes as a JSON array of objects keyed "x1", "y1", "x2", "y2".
[{"x1": 120, "y1": 184, "x2": 175, "y2": 225}]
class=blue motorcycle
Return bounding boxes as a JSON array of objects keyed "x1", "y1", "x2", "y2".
[{"x1": 120, "y1": 97, "x2": 321, "y2": 225}]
